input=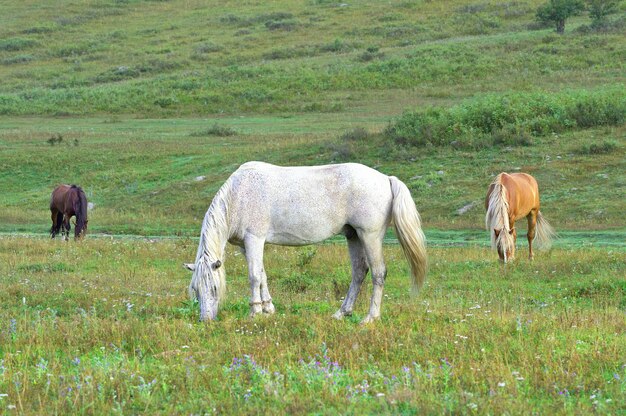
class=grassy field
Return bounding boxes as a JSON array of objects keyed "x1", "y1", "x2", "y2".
[
  {"x1": 1, "y1": 238, "x2": 624, "y2": 414},
  {"x1": 1, "y1": 0, "x2": 625, "y2": 414}
]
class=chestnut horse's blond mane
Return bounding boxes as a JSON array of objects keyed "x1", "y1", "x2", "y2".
[{"x1": 485, "y1": 174, "x2": 515, "y2": 261}]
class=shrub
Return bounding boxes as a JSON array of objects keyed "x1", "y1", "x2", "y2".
[
  {"x1": 0, "y1": 38, "x2": 38, "y2": 51},
  {"x1": 385, "y1": 86, "x2": 626, "y2": 148},
  {"x1": 587, "y1": 0, "x2": 619, "y2": 26},
  {"x1": 340, "y1": 127, "x2": 370, "y2": 142},
  {"x1": 265, "y1": 19, "x2": 299, "y2": 31},
  {"x1": 190, "y1": 124, "x2": 238, "y2": 137},
  {"x1": 575, "y1": 139, "x2": 619, "y2": 155},
  {"x1": 1, "y1": 54, "x2": 34, "y2": 65},
  {"x1": 536, "y1": 0, "x2": 585, "y2": 34}
]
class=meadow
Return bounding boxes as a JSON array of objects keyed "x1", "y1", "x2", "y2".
[
  {"x1": 1, "y1": 0, "x2": 625, "y2": 414},
  {"x1": 1, "y1": 239, "x2": 625, "y2": 414}
]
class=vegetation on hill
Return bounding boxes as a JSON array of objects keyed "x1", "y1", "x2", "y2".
[
  {"x1": 0, "y1": 0, "x2": 624, "y2": 117},
  {"x1": 1, "y1": 1, "x2": 625, "y2": 414}
]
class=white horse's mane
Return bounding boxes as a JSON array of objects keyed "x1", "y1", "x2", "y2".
[
  {"x1": 485, "y1": 174, "x2": 515, "y2": 260},
  {"x1": 190, "y1": 179, "x2": 232, "y2": 301}
]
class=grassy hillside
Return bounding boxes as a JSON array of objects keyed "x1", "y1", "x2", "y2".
[{"x1": 0, "y1": 0, "x2": 624, "y2": 116}]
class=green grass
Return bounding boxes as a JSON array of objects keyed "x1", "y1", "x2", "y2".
[
  {"x1": 0, "y1": 1, "x2": 624, "y2": 116},
  {"x1": 2, "y1": 115, "x2": 623, "y2": 234},
  {"x1": 0, "y1": 238, "x2": 624, "y2": 414},
  {"x1": 1, "y1": 0, "x2": 625, "y2": 413}
]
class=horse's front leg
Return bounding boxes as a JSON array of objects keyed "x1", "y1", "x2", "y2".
[
  {"x1": 244, "y1": 235, "x2": 267, "y2": 317},
  {"x1": 50, "y1": 210, "x2": 59, "y2": 238},
  {"x1": 62, "y1": 215, "x2": 71, "y2": 241},
  {"x1": 260, "y1": 269, "x2": 275, "y2": 314}
]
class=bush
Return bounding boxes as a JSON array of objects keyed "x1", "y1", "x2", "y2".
[
  {"x1": 575, "y1": 139, "x2": 619, "y2": 155},
  {"x1": 339, "y1": 127, "x2": 370, "y2": 142},
  {"x1": 0, "y1": 38, "x2": 38, "y2": 51},
  {"x1": 536, "y1": 0, "x2": 585, "y2": 33},
  {"x1": 385, "y1": 86, "x2": 626, "y2": 148},
  {"x1": 190, "y1": 124, "x2": 238, "y2": 137},
  {"x1": 1, "y1": 54, "x2": 34, "y2": 65}
]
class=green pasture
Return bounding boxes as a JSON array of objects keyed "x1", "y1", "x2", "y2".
[
  {"x1": 1, "y1": 0, "x2": 625, "y2": 414},
  {"x1": 1, "y1": 115, "x2": 624, "y2": 234},
  {"x1": 0, "y1": 238, "x2": 624, "y2": 414}
]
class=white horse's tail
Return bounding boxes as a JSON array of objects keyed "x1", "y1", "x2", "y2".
[
  {"x1": 389, "y1": 176, "x2": 428, "y2": 293},
  {"x1": 535, "y1": 211, "x2": 556, "y2": 249}
]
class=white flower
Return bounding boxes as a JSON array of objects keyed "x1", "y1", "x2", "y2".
[{"x1": 498, "y1": 382, "x2": 506, "y2": 387}]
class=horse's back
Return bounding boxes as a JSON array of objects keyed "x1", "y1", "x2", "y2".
[
  {"x1": 228, "y1": 162, "x2": 393, "y2": 245},
  {"x1": 50, "y1": 184, "x2": 71, "y2": 210},
  {"x1": 501, "y1": 173, "x2": 540, "y2": 219}
]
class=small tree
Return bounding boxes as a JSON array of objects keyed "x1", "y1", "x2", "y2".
[
  {"x1": 536, "y1": 0, "x2": 585, "y2": 34},
  {"x1": 587, "y1": 0, "x2": 619, "y2": 28}
]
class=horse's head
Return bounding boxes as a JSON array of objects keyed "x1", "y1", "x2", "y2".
[
  {"x1": 75, "y1": 220, "x2": 88, "y2": 240},
  {"x1": 494, "y1": 227, "x2": 516, "y2": 262},
  {"x1": 185, "y1": 259, "x2": 224, "y2": 321}
]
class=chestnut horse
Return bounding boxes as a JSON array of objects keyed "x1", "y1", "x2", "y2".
[
  {"x1": 50, "y1": 184, "x2": 88, "y2": 240},
  {"x1": 485, "y1": 173, "x2": 554, "y2": 262}
]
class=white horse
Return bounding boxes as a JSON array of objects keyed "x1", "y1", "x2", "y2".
[{"x1": 185, "y1": 161, "x2": 428, "y2": 324}]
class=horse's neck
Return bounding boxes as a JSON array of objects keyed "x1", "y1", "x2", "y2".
[{"x1": 197, "y1": 199, "x2": 231, "y2": 263}]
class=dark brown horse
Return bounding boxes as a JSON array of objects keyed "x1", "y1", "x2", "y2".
[
  {"x1": 485, "y1": 173, "x2": 555, "y2": 262},
  {"x1": 50, "y1": 184, "x2": 88, "y2": 240}
]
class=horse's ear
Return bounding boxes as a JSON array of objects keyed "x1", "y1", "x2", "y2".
[
  {"x1": 184, "y1": 263, "x2": 196, "y2": 271},
  {"x1": 494, "y1": 229, "x2": 500, "y2": 238},
  {"x1": 213, "y1": 260, "x2": 222, "y2": 269},
  {"x1": 508, "y1": 228, "x2": 514, "y2": 235}
]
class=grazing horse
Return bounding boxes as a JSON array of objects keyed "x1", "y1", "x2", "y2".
[
  {"x1": 185, "y1": 161, "x2": 428, "y2": 323},
  {"x1": 485, "y1": 172, "x2": 554, "y2": 262},
  {"x1": 50, "y1": 184, "x2": 88, "y2": 240}
]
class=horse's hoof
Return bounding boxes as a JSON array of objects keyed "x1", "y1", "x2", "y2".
[
  {"x1": 249, "y1": 303, "x2": 263, "y2": 317},
  {"x1": 262, "y1": 301, "x2": 275, "y2": 314},
  {"x1": 360, "y1": 315, "x2": 378, "y2": 325},
  {"x1": 332, "y1": 310, "x2": 345, "y2": 320}
]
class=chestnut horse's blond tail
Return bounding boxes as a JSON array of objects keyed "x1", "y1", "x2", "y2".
[
  {"x1": 389, "y1": 176, "x2": 428, "y2": 293},
  {"x1": 535, "y1": 211, "x2": 556, "y2": 250}
]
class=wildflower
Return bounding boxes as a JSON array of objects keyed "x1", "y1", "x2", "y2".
[{"x1": 498, "y1": 382, "x2": 506, "y2": 387}]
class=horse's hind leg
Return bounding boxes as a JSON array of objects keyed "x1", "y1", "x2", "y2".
[
  {"x1": 359, "y1": 231, "x2": 387, "y2": 324},
  {"x1": 527, "y1": 209, "x2": 538, "y2": 260},
  {"x1": 244, "y1": 235, "x2": 268, "y2": 317},
  {"x1": 333, "y1": 237, "x2": 369, "y2": 320}
]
